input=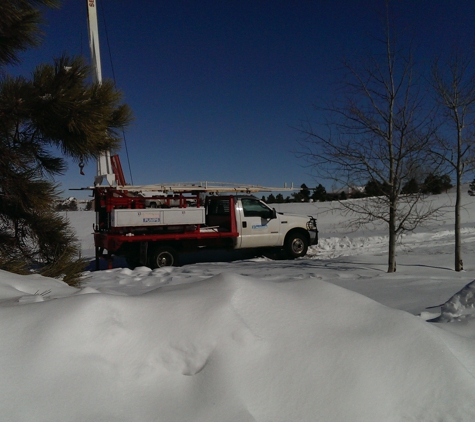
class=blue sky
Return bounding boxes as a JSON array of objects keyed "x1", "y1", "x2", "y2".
[{"x1": 8, "y1": 0, "x2": 475, "y2": 197}]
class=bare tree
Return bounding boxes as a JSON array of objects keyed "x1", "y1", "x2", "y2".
[
  {"x1": 432, "y1": 50, "x2": 475, "y2": 271},
  {"x1": 299, "y1": 10, "x2": 439, "y2": 273}
]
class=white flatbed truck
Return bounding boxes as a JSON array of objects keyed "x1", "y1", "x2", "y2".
[{"x1": 93, "y1": 183, "x2": 318, "y2": 269}]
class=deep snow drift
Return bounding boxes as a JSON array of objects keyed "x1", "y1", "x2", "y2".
[{"x1": 1, "y1": 191, "x2": 475, "y2": 421}]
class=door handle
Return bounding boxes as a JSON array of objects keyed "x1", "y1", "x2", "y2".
[{"x1": 242, "y1": 221, "x2": 247, "y2": 228}]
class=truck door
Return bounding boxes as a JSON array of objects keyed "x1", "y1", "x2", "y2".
[{"x1": 237, "y1": 197, "x2": 280, "y2": 248}]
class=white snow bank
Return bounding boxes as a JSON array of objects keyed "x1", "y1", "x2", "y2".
[
  {"x1": 427, "y1": 279, "x2": 475, "y2": 322},
  {"x1": 0, "y1": 269, "x2": 77, "y2": 303},
  {"x1": 4, "y1": 191, "x2": 474, "y2": 420},
  {"x1": 1, "y1": 272, "x2": 475, "y2": 421}
]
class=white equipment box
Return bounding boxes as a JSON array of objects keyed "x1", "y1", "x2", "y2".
[{"x1": 111, "y1": 208, "x2": 205, "y2": 227}]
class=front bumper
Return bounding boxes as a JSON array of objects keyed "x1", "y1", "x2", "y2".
[
  {"x1": 307, "y1": 217, "x2": 318, "y2": 245},
  {"x1": 309, "y1": 229, "x2": 319, "y2": 245}
]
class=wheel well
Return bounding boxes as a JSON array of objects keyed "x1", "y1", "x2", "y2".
[{"x1": 284, "y1": 228, "x2": 309, "y2": 244}]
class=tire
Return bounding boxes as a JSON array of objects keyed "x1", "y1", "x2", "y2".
[
  {"x1": 149, "y1": 202, "x2": 157, "y2": 208},
  {"x1": 149, "y1": 246, "x2": 178, "y2": 268},
  {"x1": 284, "y1": 232, "x2": 308, "y2": 259}
]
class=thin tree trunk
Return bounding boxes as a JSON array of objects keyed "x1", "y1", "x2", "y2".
[
  {"x1": 432, "y1": 53, "x2": 475, "y2": 272},
  {"x1": 388, "y1": 200, "x2": 397, "y2": 272},
  {"x1": 455, "y1": 168, "x2": 463, "y2": 271},
  {"x1": 454, "y1": 121, "x2": 463, "y2": 272}
]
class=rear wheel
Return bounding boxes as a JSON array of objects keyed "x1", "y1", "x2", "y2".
[
  {"x1": 284, "y1": 232, "x2": 308, "y2": 259},
  {"x1": 149, "y1": 246, "x2": 178, "y2": 268}
]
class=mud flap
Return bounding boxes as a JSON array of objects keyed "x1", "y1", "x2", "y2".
[{"x1": 140, "y1": 242, "x2": 148, "y2": 266}]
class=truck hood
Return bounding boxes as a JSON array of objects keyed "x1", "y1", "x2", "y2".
[{"x1": 278, "y1": 212, "x2": 315, "y2": 219}]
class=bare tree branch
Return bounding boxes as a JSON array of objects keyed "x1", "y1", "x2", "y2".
[
  {"x1": 297, "y1": 4, "x2": 441, "y2": 273},
  {"x1": 432, "y1": 48, "x2": 475, "y2": 271}
]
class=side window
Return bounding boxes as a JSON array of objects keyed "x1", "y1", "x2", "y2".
[
  {"x1": 241, "y1": 198, "x2": 273, "y2": 218},
  {"x1": 208, "y1": 199, "x2": 230, "y2": 216}
]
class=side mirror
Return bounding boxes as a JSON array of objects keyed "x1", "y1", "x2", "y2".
[{"x1": 271, "y1": 208, "x2": 277, "y2": 219}]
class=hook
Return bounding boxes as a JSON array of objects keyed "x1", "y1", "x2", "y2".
[{"x1": 79, "y1": 159, "x2": 85, "y2": 176}]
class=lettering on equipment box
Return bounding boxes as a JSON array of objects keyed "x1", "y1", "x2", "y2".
[{"x1": 111, "y1": 208, "x2": 206, "y2": 227}]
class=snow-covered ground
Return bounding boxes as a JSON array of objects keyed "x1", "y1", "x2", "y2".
[{"x1": 2, "y1": 191, "x2": 475, "y2": 421}]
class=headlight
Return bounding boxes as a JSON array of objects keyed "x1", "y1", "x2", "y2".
[{"x1": 307, "y1": 217, "x2": 317, "y2": 230}]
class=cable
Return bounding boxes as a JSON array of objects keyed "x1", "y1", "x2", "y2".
[{"x1": 99, "y1": 0, "x2": 134, "y2": 185}]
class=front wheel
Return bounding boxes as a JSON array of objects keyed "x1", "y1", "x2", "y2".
[
  {"x1": 284, "y1": 232, "x2": 308, "y2": 259},
  {"x1": 149, "y1": 246, "x2": 178, "y2": 268}
]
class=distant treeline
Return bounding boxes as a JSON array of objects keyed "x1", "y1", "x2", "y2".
[{"x1": 263, "y1": 174, "x2": 454, "y2": 204}]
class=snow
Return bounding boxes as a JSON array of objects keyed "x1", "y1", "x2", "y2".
[{"x1": 2, "y1": 191, "x2": 475, "y2": 421}]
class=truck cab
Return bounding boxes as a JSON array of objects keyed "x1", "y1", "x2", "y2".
[{"x1": 206, "y1": 195, "x2": 317, "y2": 255}]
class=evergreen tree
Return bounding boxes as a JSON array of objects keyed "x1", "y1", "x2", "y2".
[
  {"x1": 0, "y1": 2, "x2": 132, "y2": 284},
  {"x1": 401, "y1": 178, "x2": 419, "y2": 195},
  {"x1": 300, "y1": 183, "x2": 310, "y2": 202},
  {"x1": 267, "y1": 194, "x2": 276, "y2": 204},
  {"x1": 365, "y1": 179, "x2": 391, "y2": 197},
  {"x1": 0, "y1": 0, "x2": 60, "y2": 66},
  {"x1": 422, "y1": 174, "x2": 453, "y2": 195},
  {"x1": 312, "y1": 184, "x2": 327, "y2": 202},
  {"x1": 440, "y1": 174, "x2": 453, "y2": 192},
  {"x1": 292, "y1": 184, "x2": 310, "y2": 202}
]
